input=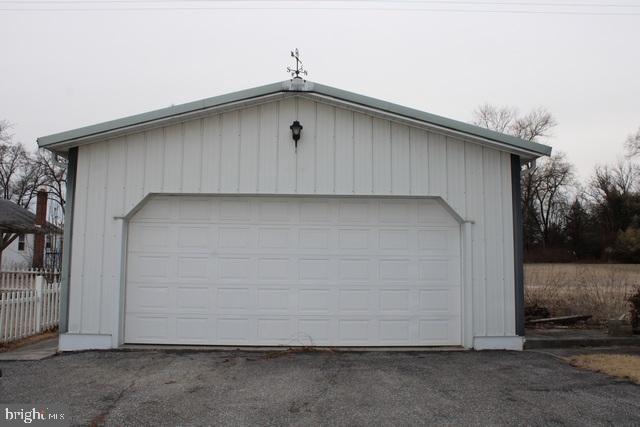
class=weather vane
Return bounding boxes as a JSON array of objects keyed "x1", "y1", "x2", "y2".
[{"x1": 287, "y1": 48, "x2": 308, "y2": 79}]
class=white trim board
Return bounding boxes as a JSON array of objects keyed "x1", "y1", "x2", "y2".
[
  {"x1": 58, "y1": 333, "x2": 113, "y2": 352},
  {"x1": 473, "y1": 336, "x2": 524, "y2": 351}
]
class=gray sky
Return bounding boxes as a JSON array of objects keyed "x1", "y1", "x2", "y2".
[{"x1": 1, "y1": 1, "x2": 639, "y2": 181}]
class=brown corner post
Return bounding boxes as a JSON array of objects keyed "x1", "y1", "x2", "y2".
[{"x1": 33, "y1": 189, "x2": 48, "y2": 269}]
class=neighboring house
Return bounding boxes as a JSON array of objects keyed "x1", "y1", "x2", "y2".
[
  {"x1": 2, "y1": 233, "x2": 36, "y2": 269},
  {"x1": 2, "y1": 232, "x2": 64, "y2": 271},
  {"x1": 38, "y1": 78, "x2": 551, "y2": 352},
  {"x1": 0, "y1": 194, "x2": 63, "y2": 270}
]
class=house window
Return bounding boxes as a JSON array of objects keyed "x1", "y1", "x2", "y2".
[
  {"x1": 18, "y1": 235, "x2": 25, "y2": 251},
  {"x1": 46, "y1": 235, "x2": 52, "y2": 249}
]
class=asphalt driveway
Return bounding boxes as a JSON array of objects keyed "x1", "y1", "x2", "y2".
[{"x1": 1, "y1": 349, "x2": 639, "y2": 426}]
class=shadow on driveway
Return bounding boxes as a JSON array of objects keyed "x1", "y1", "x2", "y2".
[{"x1": 1, "y1": 349, "x2": 639, "y2": 425}]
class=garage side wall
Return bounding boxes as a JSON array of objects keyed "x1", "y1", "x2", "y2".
[{"x1": 67, "y1": 96, "x2": 515, "y2": 341}]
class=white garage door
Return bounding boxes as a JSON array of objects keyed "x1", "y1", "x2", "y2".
[{"x1": 125, "y1": 196, "x2": 462, "y2": 346}]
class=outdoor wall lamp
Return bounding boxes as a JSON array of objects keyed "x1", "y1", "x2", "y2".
[{"x1": 290, "y1": 120, "x2": 303, "y2": 151}]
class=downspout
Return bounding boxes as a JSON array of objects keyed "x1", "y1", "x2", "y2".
[
  {"x1": 511, "y1": 154, "x2": 525, "y2": 336},
  {"x1": 59, "y1": 147, "x2": 78, "y2": 333}
]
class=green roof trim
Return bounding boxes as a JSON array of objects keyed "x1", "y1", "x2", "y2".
[
  {"x1": 37, "y1": 81, "x2": 285, "y2": 147},
  {"x1": 38, "y1": 80, "x2": 551, "y2": 158},
  {"x1": 310, "y1": 82, "x2": 552, "y2": 157}
]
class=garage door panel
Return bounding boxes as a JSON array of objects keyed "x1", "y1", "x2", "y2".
[
  {"x1": 177, "y1": 226, "x2": 211, "y2": 249},
  {"x1": 298, "y1": 319, "x2": 330, "y2": 343},
  {"x1": 418, "y1": 258, "x2": 461, "y2": 285},
  {"x1": 218, "y1": 226, "x2": 251, "y2": 248},
  {"x1": 127, "y1": 255, "x2": 172, "y2": 280},
  {"x1": 419, "y1": 288, "x2": 461, "y2": 315},
  {"x1": 298, "y1": 258, "x2": 330, "y2": 280},
  {"x1": 125, "y1": 313, "x2": 462, "y2": 346},
  {"x1": 258, "y1": 227, "x2": 291, "y2": 248},
  {"x1": 338, "y1": 229, "x2": 370, "y2": 250},
  {"x1": 298, "y1": 289, "x2": 331, "y2": 314},
  {"x1": 218, "y1": 257, "x2": 252, "y2": 280},
  {"x1": 298, "y1": 228, "x2": 330, "y2": 249},
  {"x1": 135, "y1": 197, "x2": 174, "y2": 220},
  {"x1": 338, "y1": 319, "x2": 370, "y2": 343},
  {"x1": 217, "y1": 318, "x2": 250, "y2": 342},
  {"x1": 176, "y1": 286, "x2": 210, "y2": 312},
  {"x1": 379, "y1": 259, "x2": 411, "y2": 282},
  {"x1": 219, "y1": 198, "x2": 252, "y2": 221},
  {"x1": 178, "y1": 199, "x2": 212, "y2": 221},
  {"x1": 126, "y1": 315, "x2": 169, "y2": 340},
  {"x1": 217, "y1": 288, "x2": 250, "y2": 310},
  {"x1": 127, "y1": 285, "x2": 171, "y2": 311},
  {"x1": 128, "y1": 224, "x2": 172, "y2": 251},
  {"x1": 258, "y1": 318, "x2": 293, "y2": 340},
  {"x1": 378, "y1": 229, "x2": 411, "y2": 250},
  {"x1": 338, "y1": 289, "x2": 372, "y2": 313},
  {"x1": 125, "y1": 196, "x2": 462, "y2": 346},
  {"x1": 299, "y1": 201, "x2": 331, "y2": 222},
  {"x1": 257, "y1": 200, "x2": 296, "y2": 222},
  {"x1": 418, "y1": 228, "x2": 459, "y2": 255},
  {"x1": 379, "y1": 319, "x2": 411, "y2": 343},
  {"x1": 379, "y1": 200, "x2": 411, "y2": 224},
  {"x1": 338, "y1": 258, "x2": 372, "y2": 281},
  {"x1": 177, "y1": 256, "x2": 209, "y2": 280},
  {"x1": 419, "y1": 317, "x2": 461, "y2": 344},
  {"x1": 257, "y1": 258, "x2": 291, "y2": 280},
  {"x1": 176, "y1": 317, "x2": 209, "y2": 342},
  {"x1": 337, "y1": 200, "x2": 370, "y2": 223},
  {"x1": 257, "y1": 288, "x2": 290, "y2": 311},
  {"x1": 379, "y1": 290, "x2": 411, "y2": 312}
]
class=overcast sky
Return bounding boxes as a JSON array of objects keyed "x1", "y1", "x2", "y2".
[{"x1": 1, "y1": 1, "x2": 638, "y2": 181}]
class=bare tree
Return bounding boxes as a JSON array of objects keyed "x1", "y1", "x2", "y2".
[
  {"x1": 590, "y1": 161, "x2": 639, "y2": 199},
  {"x1": 0, "y1": 142, "x2": 30, "y2": 205},
  {"x1": 10, "y1": 156, "x2": 45, "y2": 208},
  {"x1": 0, "y1": 120, "x2": 12, "y2": 143},
  {"x1": 625, "y1": 126, "x2": 640, "y2": 158},
  {"x1": 0, "y1": 120, "x2": 64, "y2": 210},
  {"x1": 511, "y1": 108, "x2": 557, "y2": 142},
  {"x1": 36, "y1": 149, "x2": 67, "y2": 213},
  {"x1": 472, "y1": 103, "x2": 515, "y2": 134},
  {"x1": 588, "y1": 160, "x2": 640, "y2": 246},
  {"x1": 530, "y1": 153, "x2": 575, "y2": 248},
  {"x1": 472, "y1": 104, "x2": 557, "y2": 142}
]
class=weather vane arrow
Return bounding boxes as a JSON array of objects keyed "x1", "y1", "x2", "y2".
[{"x1": 287, "y1": 48, "x2": 308, "y2": 79}]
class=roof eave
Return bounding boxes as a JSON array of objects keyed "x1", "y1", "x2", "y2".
[
  {"x1": 308, "y1": 83, "x2": 552, "y2": 159},
  {"x1": 37, "y1": 80, "x2": 552, "y2": 160},
  {"x1": 37, "y1": 81, "x2": 289, "y2": 150}
]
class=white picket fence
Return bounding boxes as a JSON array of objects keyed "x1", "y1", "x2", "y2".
[
  {"x1": 0, "y1": 268, "x2": 60, "y2": 290},
  {"x1": 0, "y1": 277, "x2": 61, "y2": 344}
]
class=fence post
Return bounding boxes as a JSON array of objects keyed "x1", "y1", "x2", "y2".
[{"x1": 35, "y1": 276, "x2": 44, "y2": 333}]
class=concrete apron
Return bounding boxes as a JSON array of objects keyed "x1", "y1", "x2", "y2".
[{"x1": 0, "y1": 337, "x2": 59, "y2": 361}]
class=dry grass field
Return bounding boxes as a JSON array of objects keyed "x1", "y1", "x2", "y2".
[
  {"x1": 568, "y1": 354, "x2": 640, "y2": 384},
  {"x1": 525, "y1": 264, "x2": 640, "y2": 324}
]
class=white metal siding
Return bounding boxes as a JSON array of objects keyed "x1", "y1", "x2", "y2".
[{"x1": 67, "y1": 95, "x2": 515, "y2": 340}]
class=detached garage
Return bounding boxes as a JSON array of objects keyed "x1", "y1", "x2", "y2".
[{"x1": 38, "y1": 78, "x2": 551, "y2": 351}]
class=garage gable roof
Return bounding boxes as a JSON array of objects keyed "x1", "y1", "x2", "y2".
[{"x1": 38, "y1": 79, "x2": 551, "y2": 159}]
